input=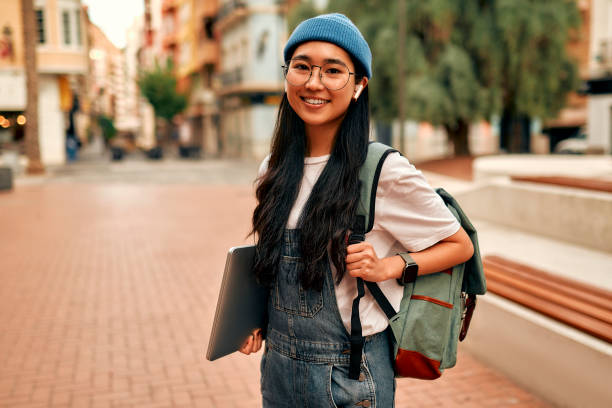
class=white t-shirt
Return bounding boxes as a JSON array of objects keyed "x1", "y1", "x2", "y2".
[{"x1": 258, "y1": 152, "x2": 460, "y2": 335}]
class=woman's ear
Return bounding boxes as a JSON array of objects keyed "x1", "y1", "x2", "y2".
[{"x1": 353, "y1": 78, "x2": 368, "y2": 101}]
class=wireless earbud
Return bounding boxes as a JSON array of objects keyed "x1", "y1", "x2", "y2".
[{"x1": 354, "y1": 84, "x2": 364, "y2": 100}]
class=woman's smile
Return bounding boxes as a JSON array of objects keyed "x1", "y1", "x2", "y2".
[{"x1": 300, "y1": 96, "x2": 331, "y2": 107}]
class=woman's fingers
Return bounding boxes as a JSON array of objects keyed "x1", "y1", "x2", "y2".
[
  {"x1": 346, "y1": 242, "x2": 388, "y2": 281},
  {"x1": 254, "y1": 329, "x2": 263, "y2": 352},
  {"x1": 345, "y1": 251, "x2": 366, "y2": 264},
  {"x1": 346, "y1": 242, "x2": 368, "y2": 254},
  {"x1": 239, "y1": 334, "x2": 254, "y2": 354},
  {"x1": 239, "y1": 329, "x2": 263, "y2": 355}
]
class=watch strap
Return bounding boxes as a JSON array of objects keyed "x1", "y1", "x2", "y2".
[{"x1": 397, "y1": 252, "x2": 416, "y2": 267}]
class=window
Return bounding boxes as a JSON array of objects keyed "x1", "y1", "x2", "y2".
[
  {"x1": 204, "y1": 17, "x2": 214, "y2": 40},
  {"x1": 35, "y1": 9, "x2": 45, "y2": 44},
  {"x1": 179, "y1": 41, "x2": 191, "y2": 66},
  {"x1": 179, "y1": 3, "x2": 190, "y2": 25},
  {"x1": 74, "y1": 9, "x2": 82, "y2": 45},
  {"x1": 62, "y1": 11, "x2": 71, "y2": 45}
]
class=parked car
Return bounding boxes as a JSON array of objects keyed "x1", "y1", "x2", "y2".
[{"x1": 554, "y1": 131, "x2": 587, "y2": 154}]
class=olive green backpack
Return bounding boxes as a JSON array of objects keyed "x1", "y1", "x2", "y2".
[{"x1": 347, "y1": 142, "x2": 487, "y2": 380}]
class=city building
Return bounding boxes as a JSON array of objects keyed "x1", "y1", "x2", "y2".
[
  {"x1": 167, "y1": 0, "x2": 220, "y2": 157},
  {"x1": 87, "y1": 19, "x2": 127, "y2": 133},
  {"x1": 0, "y1": 0, "x2": 88, "y2": 165},
  {"x1": 161, "y1": 0, "x2": 179, "y2": 68},
  {"x1": 123, "y1": 0, "x2": 163, "y2": 150},
  {"x1": 181, "y1": 0, "x2": 220, "y2": 156},
  {"x1": 215, "y1": 0, "x2": 287, "y2": 159},
  {"x1": 586, "y1": 0, "x2": 612, "y2": 153},
  {"x1": 123, "y1": 15, "x2": 145, "y2": 141},
  {"x1": 543, "y1": 0, "x2": 592, "y2": 152}
]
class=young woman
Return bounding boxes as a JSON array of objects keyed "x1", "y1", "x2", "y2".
[{"x1": 241, "y1": 13, "x2": 474, "y2": 407}]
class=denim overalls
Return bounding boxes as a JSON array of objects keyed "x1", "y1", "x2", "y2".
[{"x1": 261, "y1": 229, "x2": 395, "y2": 407}]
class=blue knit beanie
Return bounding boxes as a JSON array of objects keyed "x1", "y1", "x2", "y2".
[{"x1": 284, "y1": 13, "x2": 372, "y2": 79}]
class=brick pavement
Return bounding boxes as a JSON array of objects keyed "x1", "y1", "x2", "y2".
[{"x1": 0, "y1": 171, "x2": 551, "y2": 407}]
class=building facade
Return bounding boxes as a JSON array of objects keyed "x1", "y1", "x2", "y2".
[
  {"x1": 87, "y1": 20, "x2": 127, "y2": 132},
  {"x1": 0, "y1": 0, "x2": 88, "y2": 165},
  {"x1": 123, "y1": 0, "x2": 163, "y2": 150},
  {"x1": 216, "y1": 0, "x2": 286, "y2": 160},
  {"x1": 161, "y1": 0, "x2": 179, "y2": 68},
  {"x1": 541, "y1": 0, "x2": 592, "y2": 152},
  {"x1": 172, "y1": 0, "x2": 220, "y2": 157}
]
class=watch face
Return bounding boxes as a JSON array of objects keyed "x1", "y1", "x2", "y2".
[{"x1": 403, "y1": 263, "x2": 418, "y2": 284}]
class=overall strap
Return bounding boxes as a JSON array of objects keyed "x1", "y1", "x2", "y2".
[{"x1": 348, "y1": 142, "x2": 397, "y2": 380}]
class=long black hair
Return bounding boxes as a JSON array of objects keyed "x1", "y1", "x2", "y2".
[{"x1": 251, "y1": 66, "x2": 370, "y2": 291}]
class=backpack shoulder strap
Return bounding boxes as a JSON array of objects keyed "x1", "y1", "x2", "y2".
[
  {"x1": 356, "y1": 142, "x2": 398, "y2": 234},
  {"x1": 348, "y1": 142, "x2": 397, "y2": 380},
  {"x1": 353, "y1": 142, "x2": 399, "y2": 319}
]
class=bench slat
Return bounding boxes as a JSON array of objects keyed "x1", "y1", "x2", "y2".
[
  {"x1": 485, "y1": 279, "x2": 612, "y2": 343},
  {"x1": 485, "y1": 266, "x2": 612, "y2": 325},
  {"x1": 485, "y1": 255, "x2": 612, "y2": 310},
  {"x1": 483, "y1": 255, "x2": 612, "y2": 344}
]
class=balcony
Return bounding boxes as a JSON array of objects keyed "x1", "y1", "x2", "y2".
[
  {"x1": 200, "y1": 0, "x2": 219, "y2": 18},
  {"x1": 219, "y1": 67, "x2": 243, "y2": 87},
  {"x1": 162, "y1": 33, "x2": 177, "y2": 50},
  {"x1": 196, "y1": 40, "x2": 219, "y2": 69},
  {"x1": 162, "y1": 0, "x2": 178, "y2": 13},
  {"x1": 217, "y1": 0, "x2": 246, "y2": 22}
]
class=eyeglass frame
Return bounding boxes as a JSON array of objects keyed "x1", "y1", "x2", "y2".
[{"x1": 281, "y1": 58, "x2": 356, "y2": 91}]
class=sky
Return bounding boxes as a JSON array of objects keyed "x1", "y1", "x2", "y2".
[
  {"x1": 81, "y1": 0, "x2": 330, "y2": 49},
  {"x1": 82, "y1": 0, "x2": 144, "y2": 49}
]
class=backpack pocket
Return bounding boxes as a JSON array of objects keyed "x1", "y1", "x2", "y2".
[{"x1": 389, "y1": 271, "x2": 455, "y2": 379}]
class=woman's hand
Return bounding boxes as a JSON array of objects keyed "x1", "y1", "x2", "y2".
[
  {"x1": 239, "y1": 328, "x2": 263, "y2": 355},
  {"x1": 346, "y1": 242, "x2": 404, "y2": 282}
]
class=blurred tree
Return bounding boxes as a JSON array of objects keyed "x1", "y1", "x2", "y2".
[
  {"x1": 97, "y1": 114, "x2": 117, "y2": 143},
  {"x1": 327, "y1": 0, "x2": 500, "y2": 155},
  {"x1": 288, "y1": 0, "x2": 320, "y2": 33},
  {"x1": 326, "y1": 0, "x2": 580, "y2": 155},
  {"x1": 496, "y1": 0, "x2": 581, "y2": 152},
  {"x1": 21, "y1": 0, "x2": 44, "y2": 173},
  {"x1": 137, "y1": 59, "x2": 187, "y2": 143},
  {"x1": 400, "y1": 1, "x2": 503, "y2": 156}
]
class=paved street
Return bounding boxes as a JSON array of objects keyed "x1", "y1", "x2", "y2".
[{"x1": 0, "y1": 158, "x2": 551, "y2": 407}]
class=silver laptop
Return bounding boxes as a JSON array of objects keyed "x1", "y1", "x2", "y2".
[{"x1": 206, "y1": 245, "x2": 268, "y2": 361}]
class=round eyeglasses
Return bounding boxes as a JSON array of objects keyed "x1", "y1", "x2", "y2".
[{"x1": 282, "y1": 59, "x2": 355, "y2": 91}]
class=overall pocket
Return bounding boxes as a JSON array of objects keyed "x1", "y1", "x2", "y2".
[{"x1": 273, "y1": 256, "x2": 323, "y2": 317}]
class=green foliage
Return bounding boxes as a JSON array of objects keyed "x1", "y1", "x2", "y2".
[
  {"x1": 325, "y1": 0, "x2": 581, "y2": 152},
  {"x1": 137, "y1": 59, "x2": 187, "y2": 122},
  {"x1": 97, "y1": 114, "x2": 117, "y2": 140},
  {"x1": 288, "y1": 0, "x2": 320, "y2": 33},
  {"x1": 496, "y1": 0, "x2": 581, "y2": 118}
]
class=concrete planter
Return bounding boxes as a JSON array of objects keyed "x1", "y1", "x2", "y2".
[
  {"x1": 178, "y1": 145, "x2": 201, "y2": 159},
  {"x1": 146, "y1": 147, "x2": 163, "y2": 160},
  {"x1": 0, "y1": 166, "x2": 13, "y2": 191},
  {"x1": 110, "y1": 147, "x2": 124, "y2": 161}
]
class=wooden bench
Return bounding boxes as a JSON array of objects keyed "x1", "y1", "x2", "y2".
[
  {"x1": 511, "y1": 176, "x2": 612, "y2": 193},
  {"x1": 482, "y1": 255, "x2": 612, "y2": 343}
]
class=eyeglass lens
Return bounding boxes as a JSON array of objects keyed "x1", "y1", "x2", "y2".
[{"x1": 284, "y1": 60, "x2": 350, "y2": 90}]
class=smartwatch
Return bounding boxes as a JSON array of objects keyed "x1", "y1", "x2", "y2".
[{"x1": 397, "y1": 252, "x2": 419, "y2": 285}]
